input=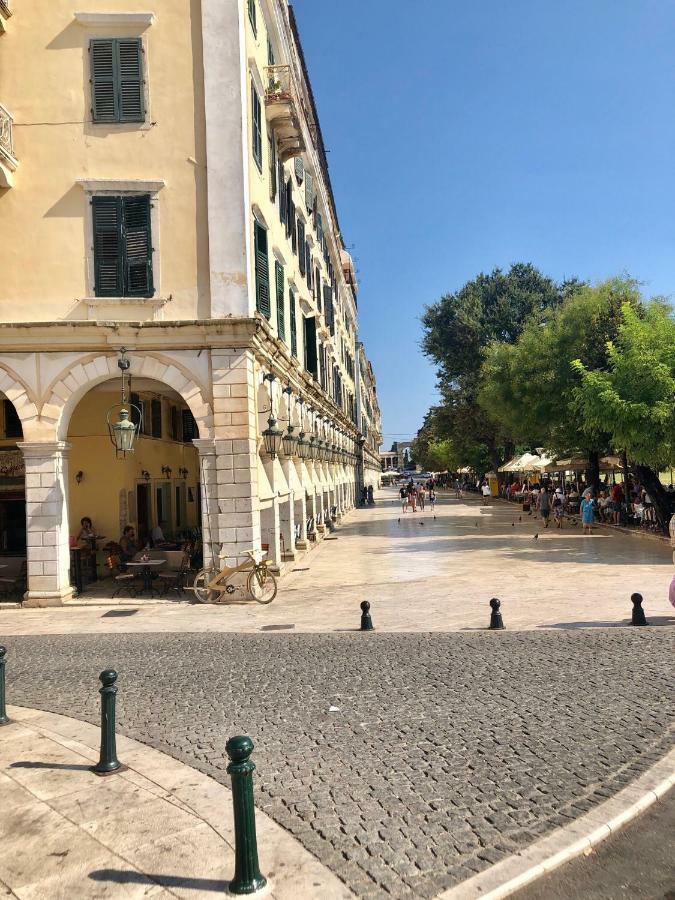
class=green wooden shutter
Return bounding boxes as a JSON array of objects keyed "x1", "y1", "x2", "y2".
[
  {"x1": 118, "y1": 38, "x2": 144, "y2": 122},
  {"x1": 298, "y1": 221, "x2": 306, "y2": 274},
  {"x1": 90, "y1": 40, "x2": 118, "y2": 122},
  {"x1": 305, "y1": 172, "x2": 314, "y2": 211},
  {"x1": 182, "y1": 409, "x2": 197, "y2": 441},
  {"x1": 151, "y1": 398, "x2": 162, "y2": 438},
  {"x1": 92, "y1": 196, "x2": 123, "y2": 296},
  {"x1": 289, "y1": 289, "x2": 297, "y2": 358},
  {"x1": 251, "y1": 83, "x2": 263, "y2": 170},
  {"x1": 122, "y1": 195, "x2": 153, "y2": 296},
  {"x1": 254, "y1": 221, "x2": 270, "y2": 317},
  {"x1": 306, "y1": 245, "x2": 312, "y2": 289},
  {"x1": 275, "y1": 260, "x2": 285, "y2": 341},
  {"x1": 303, "y1": 316, "x2": 318, "y2": 378}
]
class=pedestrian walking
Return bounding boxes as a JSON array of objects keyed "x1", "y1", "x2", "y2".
[
  {"x1": 454, "y1": 478, "x2": 462, "y2": 499},
  {"x1": 409, "y1": 484, "x2": 417, "y2": 513},
  {"x1": 552, "y1": 488, "x2": 564, "y2": 528},
  {"x1": 538, "y1": 486, "x2": 551, "y2": 528},
  {"x1": 481, "y1": 481, "x2": 491, "y2": 506},
  {"x1": 429, "y1": 488, "x2": 436, "y2": 512},
  {"x1": 400, "y1": 485, "x2": 408, "y2": 513},
  {"x1": 418, "y1": 486, "x2": 426, "y2": 511},
  {"x1": 581, "y1": 493, "x2": 595, "y2": 534}
]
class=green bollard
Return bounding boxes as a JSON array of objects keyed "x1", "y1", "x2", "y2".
[
  {"x1": 226, "y1": 736, "x2": 267, "y2": 895},
  {"x1": 91, "y1": 669, "x2": 124, "y2": 776},
  {"x1": 0, "y1": 646, "x2": 9, "y2": 726}
]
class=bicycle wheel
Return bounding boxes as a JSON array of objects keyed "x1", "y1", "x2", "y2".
[
  {"x1": 192, "y1": 567, "x2": 219, "y2": 603},
  {"x1": 246, "y1": 566, "x2": 277, "y2": 604}
]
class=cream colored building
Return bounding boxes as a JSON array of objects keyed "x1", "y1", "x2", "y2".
[{"x1": 0, "y1": 0, "x2": 382, "y2": 605}]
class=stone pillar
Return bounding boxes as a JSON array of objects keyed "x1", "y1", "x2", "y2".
[
  {"x1": 19, "y1": 441, "x2": 73, "y2": 606},
  {"x1": 297, "y1": 492, "x2": 308, "y2": 549},
  {"x1": 209, "y1": 350, "x2": 261, "y2": 567},
  {"x1": 268, "y1": 498, "x2": 282, "y2": 569},
  {"x1": 280, "y1": 487, "x2": 295, "y2": 561},
  {"x1": 192, "y1": 438, "x2": 217, "y2": 568}
]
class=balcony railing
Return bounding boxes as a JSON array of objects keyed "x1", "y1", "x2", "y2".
[
  {"x1": 264, "y1": 65, "x2": 306, "y2": 161},
  {"x1": 0, "y1": 103, "x2": 17, "y2": 187}
]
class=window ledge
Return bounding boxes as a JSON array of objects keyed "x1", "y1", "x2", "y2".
[
  {"x1": 77, "y1": 178, "x2": 165, "y2": 195},
  {"x1": 84, "y1": 297, "x2": 169, "y2": 323},
  {"x1": 74, "y1": 12, "x2": 155, "y2": 27}
]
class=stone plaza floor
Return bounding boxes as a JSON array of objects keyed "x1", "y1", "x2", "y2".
[{"x1": 0, "y1": 491, "x2": 673, "y2": 898}]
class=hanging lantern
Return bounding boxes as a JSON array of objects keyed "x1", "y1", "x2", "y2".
[
  {"x1": 282, "y1": 425, "x2": 297, "y2": 458},
  {"x1": 263, "y1": 415, "x2": 283, "y2": 458},
  {"x1": 297, "y1": 431, "x2": 308, "y2": 459},
  {"x1": 106, "y1": 348, "x2": 141, "y2": 458}
]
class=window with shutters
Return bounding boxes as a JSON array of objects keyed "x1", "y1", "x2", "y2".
[
  {"x1": 150, "y1": 398, "x2": 162, "y2": 438},
  {"x1": 90, "y1": 38, "x2": 145, "y2": 123},
  {"x1": 181, "y1": 409, "x2": 198, "y2": 442},
  {"x1": 268, "y1": 129, "x2": 277, "y2": 201},
  {"x1": 289, "y1": 289, "x2": 298, "y2": 358},
  {"x1": 251, "y1": 82, "x2": 263, "y2": 171},
  {"x1": 254, "y1": 221, "x2": 270, "y2": 318},
  {"x1": 275, "y1": 260, "x2": 285, "y2": 342},
  {"x1": 306, "y1": 246, "x2": 312, "y2": 289},
  {"x1": 297, "y1": 221, "x2": 306, "y2": 274},
  {"x1": 248, "y1": 0, "x2": 257, "y2": 35},
  {"x1": 92, "y1": 195, "x2": 153, "y2": 298},
  {"x1": 303, "y1": 316, "x2": 318, "y2": 379},
  {"x1": 324, "y1": 285, "x2": 334, "y2": 334},
  {"x1": 170, "y1": 405, "x2": 181, "y2": 441},
  {"x1": 315, "y1": 268, "x2": 322, "y2": 312}
]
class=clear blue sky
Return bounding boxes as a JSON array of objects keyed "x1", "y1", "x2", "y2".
[{"x1": 292, "y1": 1, "x2": 675, "y2": 450}]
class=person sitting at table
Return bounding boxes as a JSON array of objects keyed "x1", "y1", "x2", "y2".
[
  {"x1": 77, "y1": 516, "x2": 96, "y2": 548},
  {"x1": 150, "y1": 523, "x2": 173, "y2": 548},
  {"x1": 119, "y1": 525, "x2": 138, "y2": 562}
]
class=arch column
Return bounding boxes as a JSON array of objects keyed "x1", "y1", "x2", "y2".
[
  {"x1": 19, "y1": 441, "x2": 73, "y2": 606},
  {"x1": 192, "y1": 438, "x2": 217, "y2": 568}
]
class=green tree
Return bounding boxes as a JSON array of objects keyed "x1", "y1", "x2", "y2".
[
  {"x1": 420, "y1": 263, "x2": 581, "y2": 473},
  {"x1": 573, "y1": 300, "x2": 675, "y2": 528},
  {"x1": 478, "y1": 277, "x2": 640, "y2": 487}
]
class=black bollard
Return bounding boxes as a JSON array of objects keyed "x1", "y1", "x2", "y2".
[
  {"x1": 91, "y1": 669, "x2": 124, "y2": 776},
  {"x1": 226, "y1": 736, "x2": 267, "y2": 895},
  {"x1": 630, "y1": 593, "x2": 649, "y2": 626},
  {"x1": 360, "y1": 600, "x2": 374, "y2": 631},
  {"x1": 489, "y1": 598, "x2": 505, "y2": 630},
  {"x1": 0, "y1": 646, "x2": 9, "y2": 726}
]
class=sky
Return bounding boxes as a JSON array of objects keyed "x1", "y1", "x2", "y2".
[{"x1": 291, "y1": 1, "x2": 675, "y2": 449}]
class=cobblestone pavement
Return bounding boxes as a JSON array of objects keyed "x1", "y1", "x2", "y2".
[{"x1": 3, "y1": 629, "x2": 673, "y2": 899}]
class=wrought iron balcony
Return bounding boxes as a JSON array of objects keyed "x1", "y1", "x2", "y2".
[
  {"x1": 0, "y1": 103, "x2": 17, "y2": 187},
  {"x1": 264, "y1": 65, "x2": 306, "y2": 161}
]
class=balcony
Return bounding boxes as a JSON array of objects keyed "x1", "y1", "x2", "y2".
[
  {"x1": 0, "y1": 103, "x2": 17, "y2": 188},
  {"x1": 264, "y1": 65, "x2": 306, "y2": 161}
]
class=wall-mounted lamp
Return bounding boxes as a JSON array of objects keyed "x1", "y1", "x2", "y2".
[
  {"x1": 161, "y1": 465, "x2": 173, "y2": 478},
  {"x1": 75, "y1": 470, "x2": 84, "y2": 485},
  {"x1": 179, "y1": 467, "x2": 188, "y2": 479},
  {"x1": 141, "y1": 470, "x2": 151, "y2": 482},
  {"x1": 261, "y1": 373, "x2": 283, "y2": 459}
]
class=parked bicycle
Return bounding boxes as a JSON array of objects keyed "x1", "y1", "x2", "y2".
[{"x1": 191, "y1": 549, "x2": 277, "y2": 604}]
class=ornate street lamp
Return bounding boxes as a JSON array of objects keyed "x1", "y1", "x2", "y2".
[
  {"x1": 106, "y1": 348, "x2": 141, "y2": 458},
  {"x1": 262, "y1": 372, "x2": 283, "y2": 459},
  {"x1": 281, "y1": 385, "x2": 297, "y2": 458}
]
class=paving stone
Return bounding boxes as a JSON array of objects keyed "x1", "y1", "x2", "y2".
[{"x1": 1, "y1": 629, "x2": 673, "y2": 899}]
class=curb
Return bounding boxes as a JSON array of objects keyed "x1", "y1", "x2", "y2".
[{"x1": 438, "y1": 746, "x2": 675, "y2": 900}]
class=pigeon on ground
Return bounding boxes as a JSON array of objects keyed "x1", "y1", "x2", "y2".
[
  {"x1": 475, "y1": 522, "x2": 479, "y2": 527},
  {"x1": 419, "y1": 522, "x2": 424, "y2": 526},
  {"x1": 397, "y1": 518, "x2": 400, "y2": 524},
  {"x1": 512, "y1": 522, "x2": 515, "y2": 527},
  {"x1": 519, "y1": 515, "x2": 522, "y2": 521},
  {"x1": 533, "y1": 533, "x2": 539, "y2": 540}
]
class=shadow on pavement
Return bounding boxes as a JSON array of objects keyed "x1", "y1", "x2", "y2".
[
  {"x1": 9, "y1": 761, "x2": 92, "y2": 771},
  {"x1": 89, "y1": 869, "x2": 227, "y2": 891},
  {"x1": 538, "y1": 617, "x2": 675, "y2": 629}
]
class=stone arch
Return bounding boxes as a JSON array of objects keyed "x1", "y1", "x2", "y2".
[
  {"x1": 0, "y1": 363, "x2": 40, "y2": 439},
  {"x1": 43, "y1": 352, "x2": 213, "y2": 441}
]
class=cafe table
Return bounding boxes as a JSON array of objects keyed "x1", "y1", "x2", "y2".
[{"x1": 125, "y1": 558, "x2": 165, "y2": 597}]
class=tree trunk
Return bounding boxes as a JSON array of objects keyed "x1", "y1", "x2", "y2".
[
  {"x1": 490, "y1": 446, "x2": 503, "y2": 484},
  {"x1": 634, "y1": 464, "x2": 671, "y2": 533},
  {"x1": 621, "y1": 450, "x2": 630, "y2": 505},
  {"x1": 587, "y1": 450, "x2": 600, "y2": 493}
]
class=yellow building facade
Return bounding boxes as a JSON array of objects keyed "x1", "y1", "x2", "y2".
[{"x1": 0, "y1": 0, "x2": 382, "y2": 605}]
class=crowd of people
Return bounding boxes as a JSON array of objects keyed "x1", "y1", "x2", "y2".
[
  {"x1": 399, "y1": 478, "x2": 437, "y2": 514},
  {"x1": 500, "y1": 477, "x2": 674, "y2": 532}
]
